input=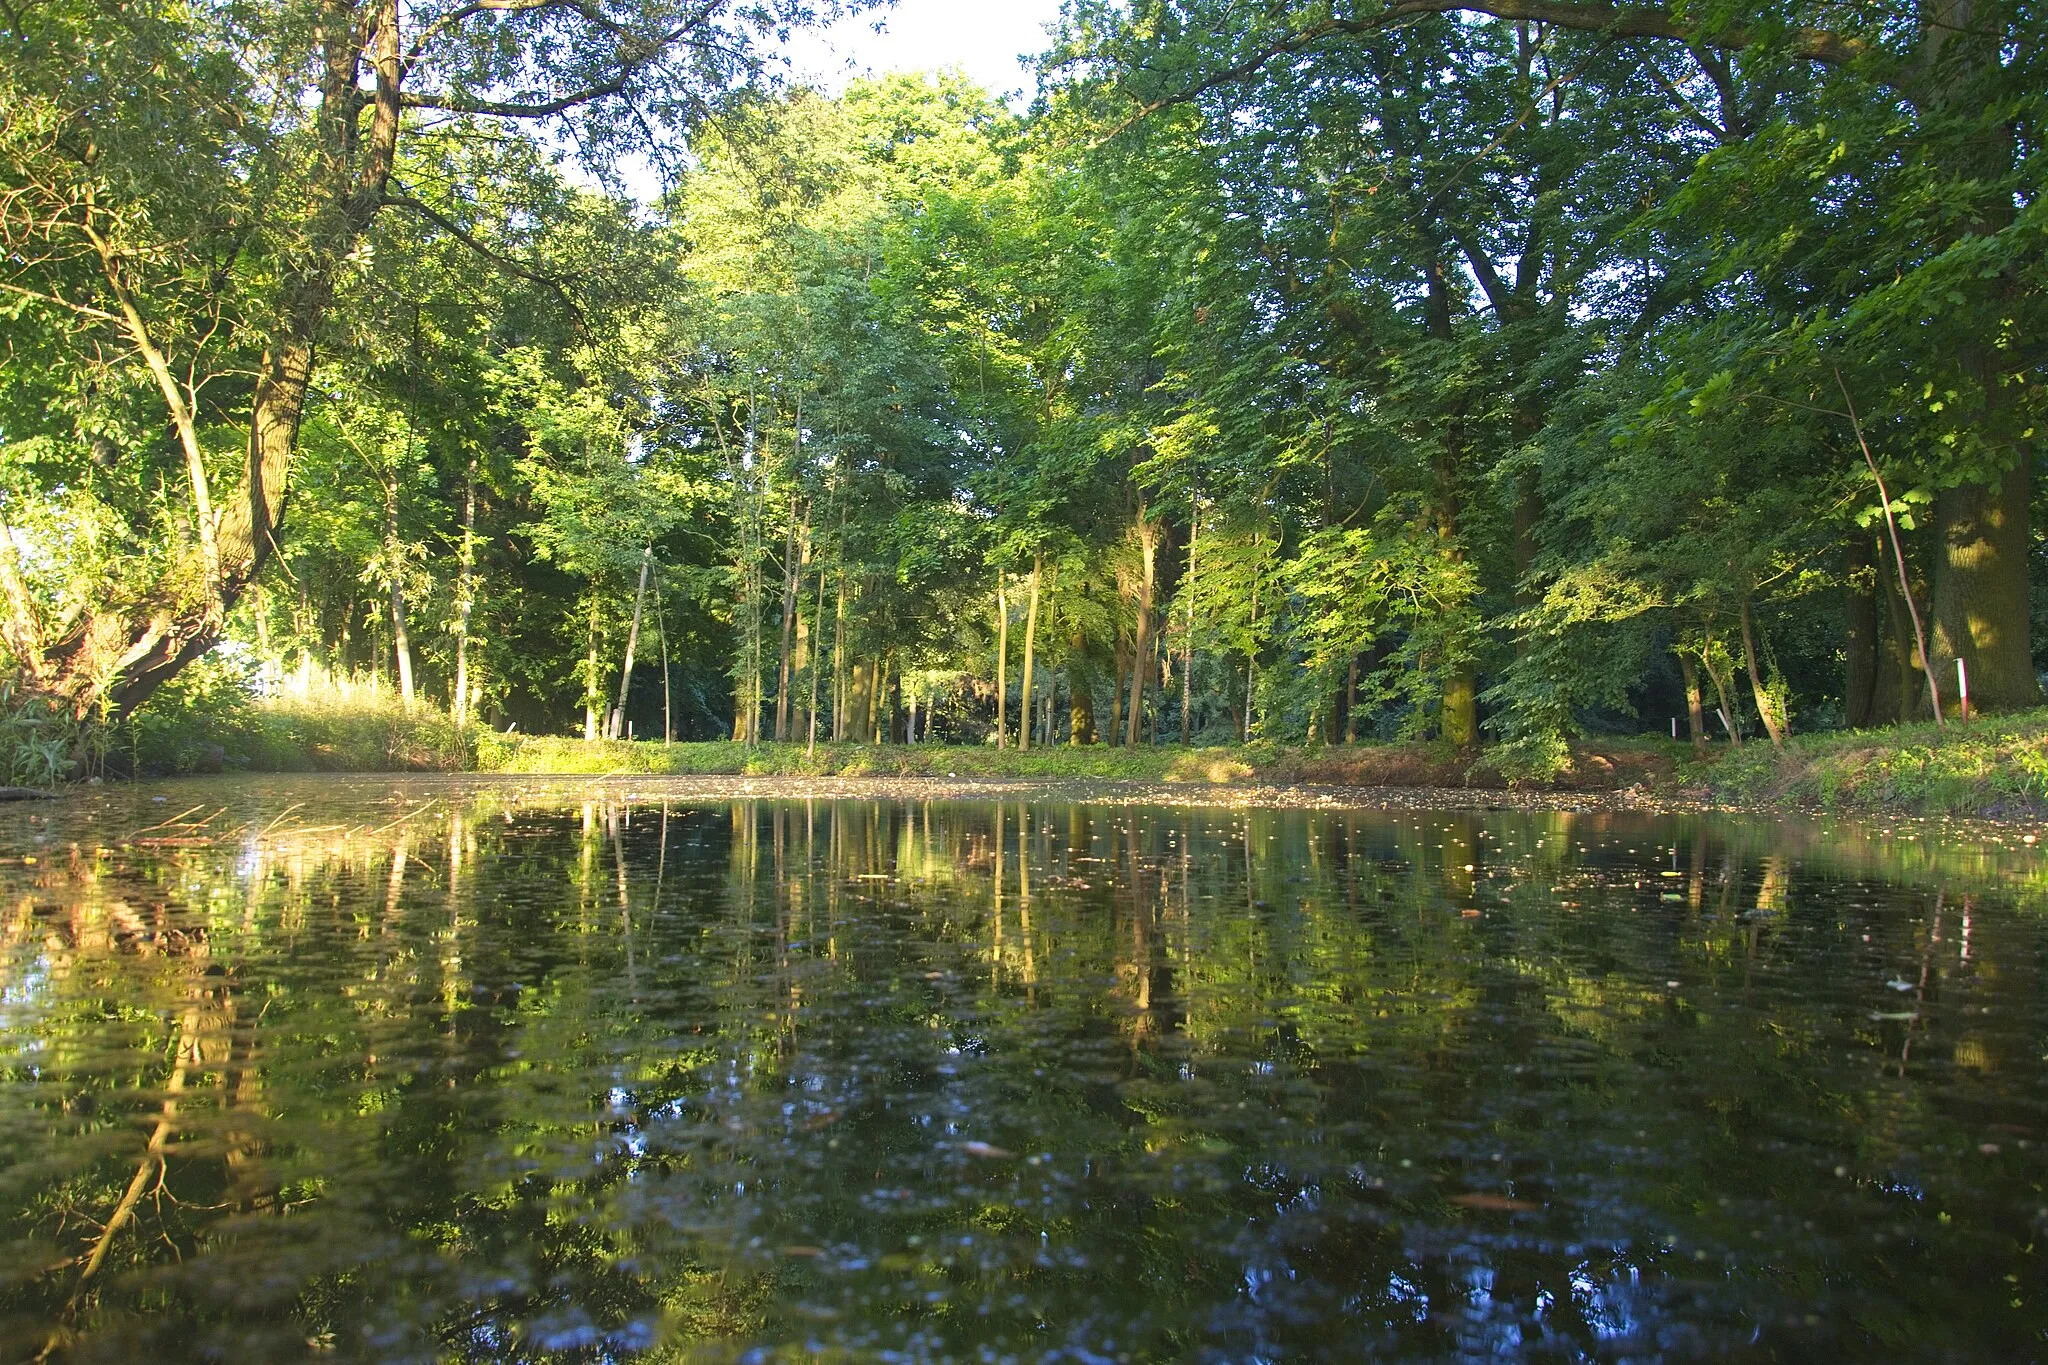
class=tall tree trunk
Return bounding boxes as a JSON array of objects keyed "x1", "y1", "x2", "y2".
[
  {"x1": 889, "y1": 653, "x2": 904, "y2": 743},
  {"x1": 1110, "y1": 635, "x2": 1128, "y2": 747},
  {"x1": 1019, "y1": 552, "x2": 1041, "y2": 752},
  {"x1": 1243, "y1": 546, "x2": 1259, "y2": 743},
  {"x1": 609, "y1": 547, "x2": 651, "y2": 741},
  {"x1": 1069, "y1": 662, "x2": 1096, "y2": 745},
  {"x1": 1933, "y1": 461, "x2": 2037, "y2": 711},
  {"x1": 384, "y1": 477, "x2": 414, "y2": 708},
  {"x1": 452, "y1": 456, "x2": 478, "y2": 726},
  {"x1": 1422, "y1": 245, "x2": 1478, "y2": 748},
  {"x1": 807, "y1": 559, "x2": 828, "y2": 752},
  {"x1": 832, "y1": 567, "x2": 848, "y2": 739},
  {"x1": 1739, "y1": 596, "x2": 1786, "y2": 748},
  {"x1": 584, "y1": 594, "x2": 602, "y2": 742},
  {"x1": 846, "y1": 659, "x2": 871, "y2": 743},
  {"x1": 58, "y1": 0, "x2": 404, "y2": 720},
  {"x1": 774, "y1": 495, "x2": 801, "y2": 741},
  {"x1": 654, "y1": 561, "x2": 671, "y2": 744},
  {"x1": 1843, "y1": 533, "x2": 1880, "y2": 728},
  {"x1": 866, "y1": 654, "x2": 882, "y2": 743},
  {"x1": 995, "y1": 572, "x2": 1009, "y2": 749},
  {"x1": 1343, "y1": 655, "x2": 1358, "y2": 744},
  {"x1": 1678, "y1": 649, "x2": 1708, "y2": 754},
  {"x1": 1181, "y1": 501, "x2": 1199, "y2": 745},
  {"x1": 1126, "y1": 502, "x2": 1158, "y2": 747},
  {"x1": 0, "y1": 510, "x2": 48, "y2": 684},
  {"x1": 1702, "y1": 641, "x2": 1742, "y2": 746},
  {"x1": 1921, "y1": 0, "x2": 2036, "y2": 714}
]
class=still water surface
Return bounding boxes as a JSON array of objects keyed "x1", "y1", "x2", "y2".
[{"x1": 1, "y1": 777, "x2": 2044, "y2": 1362}]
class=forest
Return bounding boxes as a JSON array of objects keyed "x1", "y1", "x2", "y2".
[{"x1": 2, "y1": 0, "x2": 2042, "y2": 780}]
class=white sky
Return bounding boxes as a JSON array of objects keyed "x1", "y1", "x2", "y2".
[{"x1": 785, "y1": 0, "x2": 1069, "y2": 104}]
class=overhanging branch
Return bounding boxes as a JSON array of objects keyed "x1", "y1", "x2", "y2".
[
  {"x1": 383, "y1": 191, "x2": 589, "y2": 334},
  {"x1": 1116, "y1": 0, "x2": 1870, "y2": 129}
]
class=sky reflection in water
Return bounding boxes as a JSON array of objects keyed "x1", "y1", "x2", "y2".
[{"x1": 0, "y1": 778, "x2": 2043, "y2": 1362}]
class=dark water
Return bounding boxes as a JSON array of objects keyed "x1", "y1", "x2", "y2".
[{"x1": 1, "y1": 778, "x2": 2045, "y2": 1363}]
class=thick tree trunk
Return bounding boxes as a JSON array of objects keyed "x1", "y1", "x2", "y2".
[
  {"x1": 1068, "y1": 663, "x2": 1096, "y2": 745},
  {"x1": 54, "y1": 0, "x2": 403, "y2": 721},
  {"x1": 1019, "y1": 553, "x2": 1041, "y2": 752},
  {"x1": 845, "y1": 659, "x2": 871, "y2": 743},
  {"x1": 1933, "y1": 461, "x2": 2038, "y2": 712},
  {"x1": 1917, "y1": 2, "x2": 2034, "y2": 713}
]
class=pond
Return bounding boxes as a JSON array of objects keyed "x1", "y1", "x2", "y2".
[{"x1": 0, "y1": 776, "x2": 2043, "y2": 1362}]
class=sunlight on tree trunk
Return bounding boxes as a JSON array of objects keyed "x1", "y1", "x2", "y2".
[
  {"x1": 452, "y1": 457, "x2": 478, "y2": 727},
  {"x1": 995, "y1": 573, "x2": 1009, "y2": 749},
  {"x1": 1019, "y1": 552, "x2": 1041, "y2": 752},
  {"x1": 1126, "y1": 502, "x2": 1158, "y2": 748},
  {"x1": 584, "y1": 595, "x2": 602, "y2": 743},
  {"x1": 1679, "y1": 650, "x2": 1707, "y2": 754},
  {"x1": 1740, "y1": 597, "x2": 1786, "y2": 748},
  {"x1": 609, "y1": 547, "x2": 651, "y2": 741},
  {"x1": 384, "y1": 478, "x2": 414, "y2": 709}
]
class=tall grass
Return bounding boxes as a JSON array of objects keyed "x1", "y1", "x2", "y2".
[{"x1": 106, "y1": 662, "x2": 475, "y2": 776}]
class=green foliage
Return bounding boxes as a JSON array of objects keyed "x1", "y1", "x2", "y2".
[
  {"x1": 0, "y1": 682, "x2": 79, "y2": 786},
  {"x1": 1687, "y1": 710, "x2": 2048, "y2": 816},
  {"x1": 7, "y1": 0, "x2": 2043, "y2": 768}
]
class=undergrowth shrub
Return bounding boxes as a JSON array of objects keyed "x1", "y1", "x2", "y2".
[{"x1": 0, "y1": 681, "x2": 81, "y2": 786}]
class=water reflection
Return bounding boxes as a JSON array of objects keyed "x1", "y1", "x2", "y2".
[{"x1": 0, "y1": 782, "x2": 2043, "y2": 1362}]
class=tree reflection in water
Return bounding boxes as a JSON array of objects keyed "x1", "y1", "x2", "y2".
[{"x1": 0, "y1": 780, "x2": 2043, "y2": 1361}]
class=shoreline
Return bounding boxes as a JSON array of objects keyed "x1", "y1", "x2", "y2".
[{"x1": 61, "y1": 768, "x2": 2048, "y2": 835}]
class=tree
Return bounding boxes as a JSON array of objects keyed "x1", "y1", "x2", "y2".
[{"x1": 0, "y1": 0, "x2": 867, "y2": 718}]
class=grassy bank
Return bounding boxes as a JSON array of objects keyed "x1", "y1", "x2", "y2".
[
  {"x1": 474, "y1": 732, "x2": 1679, "y2": 789},
  {"x1": 1675, "y1": 708, "x2": 2048, "y2": 818},
  {"x1": 81, "y1": 688, "x2": 2048, "y2": 819}
]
